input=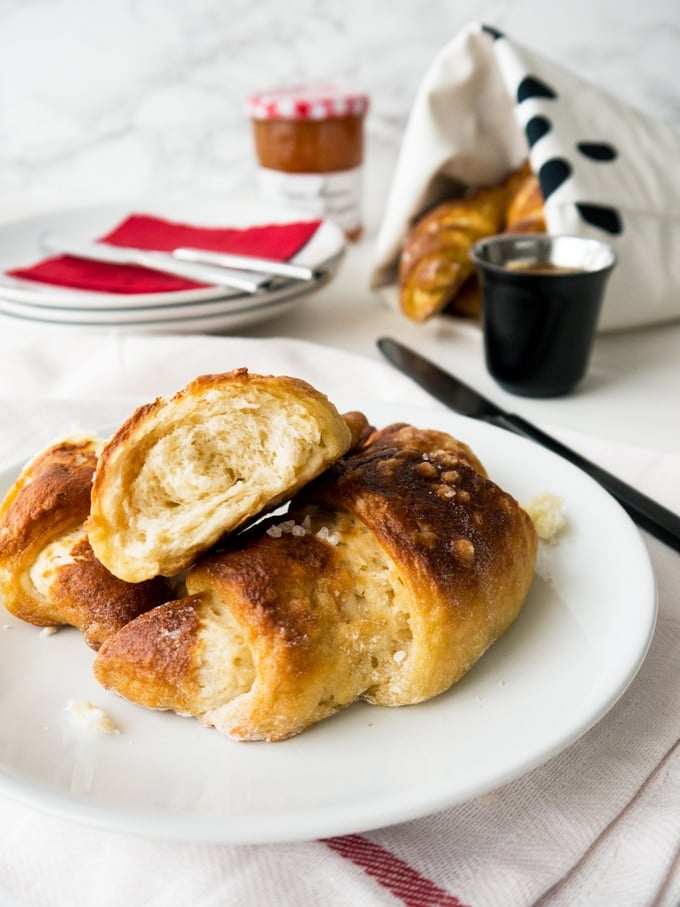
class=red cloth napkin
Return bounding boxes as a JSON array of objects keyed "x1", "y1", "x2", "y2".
[{"x1": 7, "y1": 214, "x2": 322, "y2": 295}]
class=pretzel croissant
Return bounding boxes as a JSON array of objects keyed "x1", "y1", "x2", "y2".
[
  {"x1": 399, "y1": 162, "x2": 546, "y2": 322},
  {"x1": 0, "y1": 436, "x2": 170, "y2": 649},
  {"x1": 93, "y1": 423, "x2": 537, "y2": 742}
]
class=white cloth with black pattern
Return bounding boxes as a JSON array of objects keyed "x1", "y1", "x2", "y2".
[{"x1": 371, "y1": 21, "x2": 680, "y2": 332}]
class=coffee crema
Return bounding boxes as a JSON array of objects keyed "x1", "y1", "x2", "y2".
[{"x1": 504, "y1": 260, "x2": 582, "y2": 275}]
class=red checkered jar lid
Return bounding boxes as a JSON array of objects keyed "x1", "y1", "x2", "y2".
[{"x1": 246, "y1": 86, "x2": 369, "y2": 121}]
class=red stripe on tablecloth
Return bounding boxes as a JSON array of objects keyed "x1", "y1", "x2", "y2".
[{"x1": 323, "y1": 834, "x2": 471, "y2": 907}]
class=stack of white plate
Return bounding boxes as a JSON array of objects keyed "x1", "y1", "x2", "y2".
[{"x1": 0, "y1": 201, "x2": 346, "y2": 333}]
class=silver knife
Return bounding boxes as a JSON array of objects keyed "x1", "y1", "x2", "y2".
[
  {"x1": 39, "y1": 232, "x2": 267, "y2": 294},
  {"x1": 172, "y1": 247, "x2": 317, "y2": 282},
  {"x1": 378, "y1": 336, "x2": 680, "y2": 553}
]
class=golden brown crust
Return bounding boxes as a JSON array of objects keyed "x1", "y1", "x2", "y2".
[
  {"x1": 504, "y1": 172, "x2": 546, "y2": 234},
  {"x1": 94, "y1": 421, "x2": 537, "y2": 742},
  {"x1": 342, "y1": 410, "x2": 374, "y2": 451},
  {"x1": 0, "y1": 436, "x2": 170, "y2": 648},
  {"x1": 0, "y1": 436, "x2": 98, "y2": 559},
  {"x1": 356, "y1": 422, "x2": 488, "y2": 477},
  {"x1": 300, "y1": 424, "x2": 537, "y2": 701},
  {"x1": 48, "y1": 537, "x2": 170, "y2": 649},
  {"x1": 87, "y1": 369, "x2": 353, "y2": 582},
  {"x1": 94, "y1": 595, "x2": 204, "y2": 711},
  {"x1": 398, "y1": 161, "x2": 545, "y2": 321},
  {"x1": 398, "y1": 188, "x2": 506, "y2": 322}
]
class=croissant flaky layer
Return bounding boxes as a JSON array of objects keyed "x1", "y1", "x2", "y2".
[
  {"x1": 94, "y1": 423, "x2": 538, "y2": 742},
  {"x1": 87, "y1": 369, "x2": 355, "y2": 583}
]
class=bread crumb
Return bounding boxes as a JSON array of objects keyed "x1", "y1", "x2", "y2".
[
  {"x1": 65, "y1": 699, "x2": 119, "y2": 735},
  {"x1": 524, "y1": 493, "x2": 566, "y2": 543},
  {"x1": 40, "y1": 626, "x2": 57, "y2": 638}
]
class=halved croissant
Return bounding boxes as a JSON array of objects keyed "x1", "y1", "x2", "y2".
[
  {"x1": 0, "y1": 436, "x2": 170, "y2": 649},
  {"x1": 93, "y1": 422, "x2": 537, "y2": 741},
  {"x1": 87, "y1": 369, "x2": 355, "y2": 583}
]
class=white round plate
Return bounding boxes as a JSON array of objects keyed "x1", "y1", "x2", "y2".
[
  {"x1": 0, "y1": 200, "x2": 345, "y2": 325},
  {"x1": 0, "y1": 269, "x2": 335, "y2": 333},
  {"x1": 0, "y1": 402, "x2": 656, "y2": 843}
]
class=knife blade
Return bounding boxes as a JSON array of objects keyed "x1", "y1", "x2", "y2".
[
  {"x1": 39, "y1": 233, "x2": 267, "y2": 294},
  {"x1": 172, "y1": 247, "x2": 318, "y2": 282},
  {"x1": 378, "y1": 336, "x2": 680, "y2": 553}
]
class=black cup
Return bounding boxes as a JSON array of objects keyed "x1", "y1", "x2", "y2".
[{"x1": 470, "y1": 235, "x2": 617, "y2": 398}]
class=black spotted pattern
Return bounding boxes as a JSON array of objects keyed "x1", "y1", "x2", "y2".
[
  {"x1": 525, "y1": 115, "x2": 552, "y2": 147},
  {"x1": 575, "y1": 203, "x2": 623, "y2": 234},
  {"x1": 497, "y1": 34, "x2": 625, "y2": 235},
  {"x1": 481, "y1": 24, "x2": 505, "y2": 40},
  {"x1": 577, "y1": 141, "x2": 618, "y2": 162},
  {"x1": 538, "y1": 158, "x2": 572, "y2": 200},
  {"x1": 517, "y1": 76, "x2": 558, "y2": 103}
]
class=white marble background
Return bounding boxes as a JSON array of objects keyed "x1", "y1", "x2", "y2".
[{"x1": 1, "y1": 0, "x2": 679, "y2": 229}]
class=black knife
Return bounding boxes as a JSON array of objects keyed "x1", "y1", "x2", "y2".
[{"x1": 378, "y1": 336, "x2": 680, "y2": 553}]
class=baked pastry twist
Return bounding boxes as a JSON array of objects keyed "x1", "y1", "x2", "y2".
[
  {"x1": 398, "y1": 162, "x2": 545, "y2": 321},
  {"x1": 87, "y1": 369, "x2": 355, "y2": 583},
  {"x1": 0, "y1": 436, "x2": 170, "y2": 649},
  {"x1": 93, "y1": 422, "x2": 537, "y2": 741},
  {"x1": 504, "y1": 170, "x2": 546, "y2": 234}
]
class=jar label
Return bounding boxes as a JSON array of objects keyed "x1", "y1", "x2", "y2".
[{"x1": 257, "y1": 167, "x2": 362, "y2": 232}]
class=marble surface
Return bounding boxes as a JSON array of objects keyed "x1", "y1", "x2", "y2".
[{"x1": 2, "y1": 0, "x2": 679, "y2": 222}]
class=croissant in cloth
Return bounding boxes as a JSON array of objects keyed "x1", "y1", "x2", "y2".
[
  {"x1": 398, "y1": 161, "x2": 546, "y2": 321},
  {"x1": 94, "y1": 422, "x2": 538, "y2": 741}
]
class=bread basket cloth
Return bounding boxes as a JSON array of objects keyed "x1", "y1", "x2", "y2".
[{"x1": 370, "y1": 21, "x2": 680, "y2": 332}]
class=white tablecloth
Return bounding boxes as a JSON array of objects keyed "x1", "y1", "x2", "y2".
[{"x1": 0, "y1": 328, "x2": 678, "y2": 907}]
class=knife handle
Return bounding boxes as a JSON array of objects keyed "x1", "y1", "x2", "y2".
[{"x1": 493, "y1": 412, "x2": 680, "y2": 553}]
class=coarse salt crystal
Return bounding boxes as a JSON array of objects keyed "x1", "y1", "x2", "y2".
[{"x1": 316, "y1": 526, "x2": 340, "y2": 546}]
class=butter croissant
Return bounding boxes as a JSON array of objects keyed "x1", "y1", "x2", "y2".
[
  {"x1": 87, "y1": 369, "x2": 355, "y2": 583},
  {"x1": 93, "y1": 422, "x2": 537, "y2": 742},
  {"x1": 504, "y1": 171, "x2": 546, "y2": 234},
  {"x1": 0, "y1": 436, "x2": 170, "y2": 649},
  {"x1": 399, "y1": 162, "x2": 545, "y2": 322}
]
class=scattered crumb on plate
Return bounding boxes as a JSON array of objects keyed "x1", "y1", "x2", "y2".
[
  {"x1": 524, "y1": 492, "x2": 566, "y2": 544},
  {"x1": 65, "y1": 699, "x2": 119, "y2": 735},
  {"x1": 40, "y1": 626, "x2": 58, "y2": 638}
]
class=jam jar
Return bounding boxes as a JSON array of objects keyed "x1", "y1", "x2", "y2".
[{"x1": 246, "y1": 86, "x2": 369, "y2": 240}]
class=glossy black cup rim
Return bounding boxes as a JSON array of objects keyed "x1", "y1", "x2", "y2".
[{"x1": 470, "y1": 234, "x2": 617, "y2": 278}]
